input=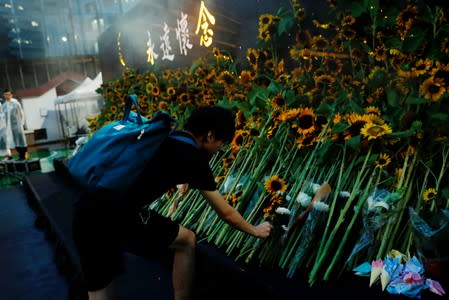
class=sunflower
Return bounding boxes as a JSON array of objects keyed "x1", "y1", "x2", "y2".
[
  {"x1": 295, "y1": 30, "x2": 311, "y2": 48},
  {"x1": 423, "y1": 188, "x2": 437, "y2": 202},
  {"x1": 297, "y1": 107, "x2": 316, "y2": 135},
  {"x1": 145, "y1": 82, "x2": 153, "y2": 94},
  {"x1": 240, "y1": 70, "x2": 254, "y2": 84},
  {"x1": 311, "y1": 35, "x2": 329, "y2": 50},
  {"x1": 324, "y1": 58, "x2": 343, "y2": 74},
  {"x1": 341, "y1": 15, "x2": 356, "y2": 26},
  {"x1": 295, "y1": 6, "x2": 306, "y2": 21},
  {"x1": 296, "y1": 134, "x2": 318, "y2": 149},
  {"x1": 264, "y1": 175, "x2": 288, "y2": 195},
  {"x1": 212, "y1": 47, "x2": 221, "y2": 57},
  {"x1": 315, "y1": 74, "x2": 335, "y2": 91},
  {"x1": 271, "y1": 94, "x2": 286, "y2": 110},
  {"x1": 217, "y1": 71, "x2": 235, "y2": 87},
  {"x1": 432, "y1": 62, "x2": 449, "y2": 89},
  {"x1": 365, "y1": 106, "x2": 381, "y2": 117},
  {"x1": 162, "y1": 70, "x2": 172, "y2": 80},
  {"x1": 158, "y1": 101, "x2": 169, "y2": 111},
  {"x1": 441, "y1": 37, "x2": 449, "y2": 55},
  {"x1": 259, "y1": 14, "x2": 274, "y2": 27},
  {"x1": 341, "y1": 26, "x2": 356, "y2": 40},
  {"x1": 371, "y1": 45, "x2": 388, "y2": 62},
  {"x1": 360, "y1": 122, "x2": 392, "y2": 140},
  {"x1": 258, "y1": 30, "x2": 271, "y2": 42},
  {"x1": 376, "y1": 153, "x2": 391, "y2": 169},
  {"x1": 167, "y1": 86, "x2": 176, "y2": 96},
  {"x1": 151, "y1": 85, "x2": 160, "y2": 97},
  {"x1": 246, "y1": 48, "x2": 259, "y2": 67},
  {"x1": 230, "y1": 129, "x2": 249, "y2": 153},
  {"x1": 347, "y1": 112, "x2": 371, "y2": 126},
  {"x1": 420, "y1": 76, "x2": 446, "y2": 102},
  {"x1": 278, "y1": 108, "x2": 301, "y2": 122},
  {"x1": 264, "y1": 59, "x2": 275, "y2": 70},
  {"x1": 178, "y1": 92, "x2": 191, "y2": 104},
  {"x1": 397, "y1": 5, "x2": 417, "y2": 33},
  {"x1": 411, "y1": 59, "x2": 433, "y2": 77},
  {"x1": 368, "y1": 114, "x2": 386, "y2": 125}
]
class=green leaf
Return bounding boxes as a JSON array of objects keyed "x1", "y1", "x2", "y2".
[
  {"x1": 389, "y1": 130, "x2": 414, "y2": 138},
  {"x1": 439, "y1": 24, "x2": 449, "y2": 34},
  {"x1": 247, "y1": 87, "x2": 269, "y2": 108},
  {"x1": 316, "y1": 102, "x2": 335, "y2": 116},
  {"x1": 189, "y1": 59, "x2": 203, "y2": 73},
  {"x1": 350, "y1": 2, "x2": 366, "y2": 17},
  {"x1": 384, "y1": 37, "x2": 402, "y2": 49},
  {"x1": 346, "y1": 135, "x2": 361, "y2": 151},
  {"x1": 284, "y1": 89, "x2": 296, "y2": 105},
  {"x1": 276, "y1": 6, "x2": 290, "y2": 18},
  {"x1": 442, "y1": 187, "x2": 449, "y2": 200},
  {"x1": 386, "y1": 88, "x2": 399, "y2": 108},
  {"x1": 278, "y1": 16, "x2": 296, "y2": 36},
  {"x1": 332, "y1": 122, "x2": 349, "y2": 134},
  {"x1": 405, "y1": 96, "x2": 426, "y2": 105},
  {"x1": 267, "y1": 80, "x2": 282, "y2": 94},
  {"x1": 430, "y1": 113, "x2": 449, "y2": 121},
  {"x1": 402, "y1": 28, "x2": 427, "y2": 53}
]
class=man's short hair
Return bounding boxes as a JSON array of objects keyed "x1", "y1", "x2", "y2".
[
  {"x1": 3, "y1": 89, "x2": 12, "y2": 94},
  {"x1": 184, "y1": 106, "x2": 235, "y2": 143}
]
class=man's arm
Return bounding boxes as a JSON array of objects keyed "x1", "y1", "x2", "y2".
[{"x1": 200, "y1": 190, "x2": 272, "y2": 238}]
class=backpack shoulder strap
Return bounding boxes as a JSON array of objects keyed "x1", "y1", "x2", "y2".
[{"x1": 169, "y1": 131, "x2": 199, "y2": 148}]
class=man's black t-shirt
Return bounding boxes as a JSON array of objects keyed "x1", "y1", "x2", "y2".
[{"x1": 128, "y1": 131, "x2": 217, "y2": 208}]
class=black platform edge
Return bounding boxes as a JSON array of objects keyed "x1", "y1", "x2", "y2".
[
  {"x1": 21, "y1": 159, "x2": 433, "y2": 300},
  {"x1": 23, "y1": 165, "x2": 87, "y2": 300}
]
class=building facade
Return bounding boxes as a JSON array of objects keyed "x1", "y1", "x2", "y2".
[{"x1": 0, "y1": 0, "x2": 138, "y2": 91}]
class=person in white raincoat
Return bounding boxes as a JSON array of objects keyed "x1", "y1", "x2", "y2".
[
  {"x1": 0, "y1": 101, "x2": 8, "y2": 158},
  {"x1": 2, "y1": 89, "x2": 27, "y2": 160}
]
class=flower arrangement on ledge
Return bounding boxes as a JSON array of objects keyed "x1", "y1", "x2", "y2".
[
  {"x1": 353, "y1": 250, "x2": 445, "y2": 298},
  {"x1": 91, "y1": 0, "x2": 449, "y2": 286}
]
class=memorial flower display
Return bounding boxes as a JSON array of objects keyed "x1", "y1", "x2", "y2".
[{"x1": 92, "y1": 0, "x2": 449, "y2": 288}]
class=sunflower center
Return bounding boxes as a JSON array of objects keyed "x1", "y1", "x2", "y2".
[
  {"x1": 299, "y1": 115, "x2": 313, "y2": 129},
  {"x1": 367, "y1": 125, "x2": 386, "y2": 136},
  {"x1": 271, "y1": 181, "x2": 282, "y2": 191},
  {"x1": 429, "y1": 84, "x2": 441, "y2": 94}
]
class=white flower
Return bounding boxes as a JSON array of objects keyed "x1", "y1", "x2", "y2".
[
  {"x1": 296, "y1": 191, "x2": 312, "y2": 207},
  {"x1": 311, "y1": 183, "x2": 321, "y2": 194},
  {"x1": 313, "y1": 201, "x2": 329, "y2": 212},
  {"x1": 339, "y1": 191, "x2": 351, "y2": 198},
  {"x1": 285, "y1": 194, "x2": 292, "y2": 202},
  {"x1": 236, "y1": 183, "x2": 244, "y2": 191},
  {"x1": 367, "y1": 189, "x2": 391, "y2": 211},
  {"x1": 275, "y1": 207, "x2": 291, "y2": 215},
  {"x1": 281, "y1": 225, "x2": 288, "y2": 231}
]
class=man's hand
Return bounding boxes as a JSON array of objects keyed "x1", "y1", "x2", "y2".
[
  {"x1": 176, "y1": 183, "x2": 189, "y2": 196},
  {"x1": 253, "y1": 221, "x2": 273, "y2": 238},
  {"x1": 168, "y1": 183, "x2": 189, "y2": 216}
]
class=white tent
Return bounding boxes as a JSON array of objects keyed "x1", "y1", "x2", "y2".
[
  {"x1": 55, "y1": 72, "x2": 103, "y2": 104},
  {"x1": 55, "y1": 72, "x2": 103, "y2": 141}
]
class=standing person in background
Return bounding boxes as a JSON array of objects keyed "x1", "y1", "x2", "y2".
[
  {"x1": 3, "y1": 89, "x2": 28, "y2": 160},
  {"x1": 0, "y1": 101, "x2": 8, "y2": 158}
]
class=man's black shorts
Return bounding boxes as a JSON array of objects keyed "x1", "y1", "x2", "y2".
[{"x1": 72, "y1": 197, "x2": 179, "y2": 291}]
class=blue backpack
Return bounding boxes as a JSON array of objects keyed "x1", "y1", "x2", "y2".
[{"x1": 67, "y1": 94, "x2": 196, "y2": 192}]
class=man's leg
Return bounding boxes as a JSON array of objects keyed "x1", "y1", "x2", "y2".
[
  {"x1": 88, "y1": 280, "x2": 116, "y2": 300},
  {"x1": 169, "y1": 225, "x2": 196, "y2": 300},
  {"x1": 16, "y1": 146, "x2": 27, "y2": 160}
]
